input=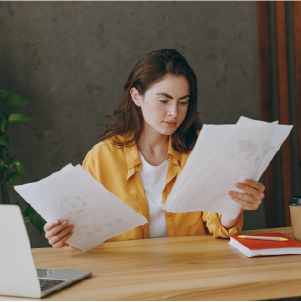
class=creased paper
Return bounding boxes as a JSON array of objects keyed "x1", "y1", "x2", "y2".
[
  {"x1": 15, "y1": 164, "x2": 148, "y2": 252},
  {"x1": 163, "y1": 117, "x2": 292, "y2": 219}
]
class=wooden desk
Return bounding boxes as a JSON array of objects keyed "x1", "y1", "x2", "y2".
[{"x1": 2, "y1": 227, "x2": 301, "y2": 301}]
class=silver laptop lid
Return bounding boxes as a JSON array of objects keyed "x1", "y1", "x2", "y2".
[{"x1": 0, "y1": 205, "x2": 41, "y2": 298}]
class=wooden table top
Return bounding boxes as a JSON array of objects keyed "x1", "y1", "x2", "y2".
[{"x1": 2, "y1": 227, "x2": 301, "y2": 301}]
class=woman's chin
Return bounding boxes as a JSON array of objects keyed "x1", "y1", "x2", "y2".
[{"x1": 157, "y1": 127, "x2": 177, "y2": 136}]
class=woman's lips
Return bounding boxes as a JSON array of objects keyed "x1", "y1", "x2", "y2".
[{"x1": 163, "y1": 121, "x2": 177, "y2": 127}]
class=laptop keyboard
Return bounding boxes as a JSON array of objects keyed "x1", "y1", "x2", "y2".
[{"x1": 39, "y1": 279, "x2": 65, "y2": 291}]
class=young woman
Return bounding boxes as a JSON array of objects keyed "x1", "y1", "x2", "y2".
[{"x1": 44, "y1": 49, "x2": 265, "y2": 247}]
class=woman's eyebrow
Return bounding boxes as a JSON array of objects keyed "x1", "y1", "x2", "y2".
[{"x1": 156, "y1": 93, "x2": 190, "y2": 100}]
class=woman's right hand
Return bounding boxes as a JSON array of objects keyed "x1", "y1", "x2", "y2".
[{"x1": 44, "y1": 220, "x2": 74, "y2": 248}]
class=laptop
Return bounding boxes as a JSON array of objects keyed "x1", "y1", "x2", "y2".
[{"x1": 0, "y1": 205, "x2": 92, "y2": 298}]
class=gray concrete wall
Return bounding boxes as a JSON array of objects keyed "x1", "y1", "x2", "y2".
[{"x1": 0, "y1": 1, "x2": 262, "y2": 248}]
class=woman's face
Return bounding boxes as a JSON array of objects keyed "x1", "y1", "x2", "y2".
[{"x1": 131, "y1": 75, "x2": 190, "y2": 136}]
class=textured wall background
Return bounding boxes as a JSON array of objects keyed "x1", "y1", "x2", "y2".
[{"x1": 0, "y1": 1, "x2": 262, "y2": 248}]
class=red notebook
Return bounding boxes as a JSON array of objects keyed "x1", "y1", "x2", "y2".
[{"x1": 229, "y1": 233, "x2": 301, "y2": 257}]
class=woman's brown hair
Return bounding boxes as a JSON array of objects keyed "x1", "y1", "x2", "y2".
[{"x1": 100, "y1": 49, "x2": 202, "y2": 153}]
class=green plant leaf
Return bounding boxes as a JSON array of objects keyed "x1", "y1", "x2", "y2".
[
  {"x1": 0, "y1": 135, "x2": 9, "y2": 146},
  {"x1": 5, "y1": 156, "x2": 14, "y2": 166},
  {"x1": 13, "y1": 161, "x2": 26, "y2": 174},
  {"x1": 0, "y1": 90, "x2": 31, "y2": 110},
  {"x1": 8, "y1": 113, "x2": 30, "y2": 123},
  {"x1": 7, "y1": 171, "x2": 21, "y2": 184},
  {"x1": 29, "y1": 215, "x2": 44, "y2": 234},
  {"x1": 23, "y1": 203, "x2": 35, "y2": 217},
  {"x1": 0, "y1": 158, "x2": 9, "y2": 171},
  {"x1": 0, "y1": 156, "x2": 14, "y2": 171},
  {"x1": 0, "y1": 112, "x2": 7, "y2": 132}
]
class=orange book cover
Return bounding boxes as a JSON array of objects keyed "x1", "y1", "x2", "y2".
[
  {"x1": 229, "y1": 233, "x2": 301, "y2": 257},
  {"x1": 231, "y1": 233, "x2": 301, "y2": 250}
]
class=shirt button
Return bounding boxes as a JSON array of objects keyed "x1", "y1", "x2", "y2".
[{"x1": 166, "y1": 213, "x2": 172, "y2": 217}]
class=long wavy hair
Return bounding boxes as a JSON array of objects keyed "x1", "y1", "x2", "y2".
[{"x1": 100, "y1": 49, "x2": 202, "y2": 153}]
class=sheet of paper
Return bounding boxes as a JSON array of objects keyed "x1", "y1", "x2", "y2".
[
  {"x1": 163, "y1": 117, "x2": 290, "y2": 219},
  {"x1": 237, "y1": 116, "x2": 293, "y2": 180},
  {"x1": 170, "y1": 124, "x2": 234, "y2": 194},
  {"x1": 15, "y1": 164, "x2": 148, "y2": 252}
]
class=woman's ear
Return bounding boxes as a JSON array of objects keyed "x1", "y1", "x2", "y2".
[{"x1": 130, "y1": 87, "x2": 142, "y2": 107}]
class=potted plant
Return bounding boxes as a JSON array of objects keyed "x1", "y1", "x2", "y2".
[{"x1": 0, "y1": 90, "x2": 43, "y2": 234}]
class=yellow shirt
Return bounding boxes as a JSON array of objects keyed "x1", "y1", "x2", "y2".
[{"x1": 82, "y1": 134, "x2": 243, "y2": 242}]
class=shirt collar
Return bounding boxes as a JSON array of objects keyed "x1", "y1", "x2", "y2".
[
  {"x1": 166, "y1": 134, "x2": 182, "y2": 166},
  {"x1": 124, "y1": 134, "x2": 182, "y2": 172}
]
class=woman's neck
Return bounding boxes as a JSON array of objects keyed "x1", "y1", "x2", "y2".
[{"x1": 137, "y1": 124, "x2": 169, "y2": 166}]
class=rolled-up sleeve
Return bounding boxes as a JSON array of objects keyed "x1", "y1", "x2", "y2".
[{"x1": 202, "y1": 211, "x2": 244, "y2": 238}]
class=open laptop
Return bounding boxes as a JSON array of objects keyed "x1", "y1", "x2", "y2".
[{"x1": 0, "y1": 205, "x2": 92, "y2": 298}]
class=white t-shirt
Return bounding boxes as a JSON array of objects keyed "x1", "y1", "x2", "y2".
[{"x1": 138, "y1": 152, "x2": 169, "y2": 238}]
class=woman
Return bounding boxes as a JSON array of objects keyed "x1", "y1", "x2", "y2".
[{"x1": 44, "y1": 49, "x2": 265, "y2": 247}]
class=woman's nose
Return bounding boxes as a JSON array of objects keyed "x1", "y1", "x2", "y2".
[{"x1": 168, "y1": 104, "x2": 178, "y2": 117}]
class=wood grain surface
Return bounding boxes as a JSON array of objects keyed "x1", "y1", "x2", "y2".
[{"x1": 1, "y1": 227, "x2": 301, "y2": 301}]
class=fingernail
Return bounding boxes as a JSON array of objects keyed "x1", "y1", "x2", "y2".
[
  {"x1": 229, "y1": 191, "x2": 233, "y2": 194},
  {"x1": 235, "y1": 182, "x2": 239, "y2": 186},
  {"x1": 54, "y1": 220, "x2": 58, "y2": 224},
  {"x1": 62, "y1": 220, "x2": 68, "y2": 225}
]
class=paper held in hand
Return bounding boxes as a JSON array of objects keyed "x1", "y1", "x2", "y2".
[
  {"x1": 163, "y1": 116, "x2": 293, "y2": 219},
  {"x1": 14, "y1": 164, "x2": 148, "y2": 252}
]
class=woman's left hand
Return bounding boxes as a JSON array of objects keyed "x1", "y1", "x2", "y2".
[{"x1": 228, "y1": 179, "x2": 265, "y2": 211}]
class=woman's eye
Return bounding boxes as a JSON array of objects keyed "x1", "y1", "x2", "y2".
[
  {"x1": 159, "y1": 100, "x2": 168, "y2": 103},
  {"x1": 179, "y1": 102, "x2": 188, "y2": 105}
]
